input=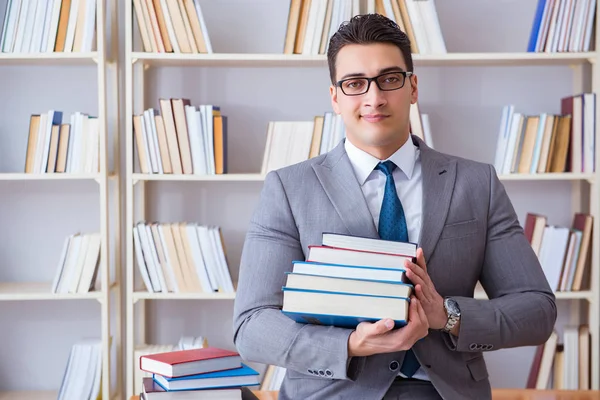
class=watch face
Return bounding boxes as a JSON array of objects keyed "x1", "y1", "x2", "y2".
[{"x1": 446, "y1": 299, "x2": 460, "y2": 316}]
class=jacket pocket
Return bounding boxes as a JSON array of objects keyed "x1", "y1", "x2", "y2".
[
  {"x1": 440, "y1": 219, "x2": 478, "y2": 240},
  {"x1": 466, "y1": 356, "x2": 489, "y2": 382}
]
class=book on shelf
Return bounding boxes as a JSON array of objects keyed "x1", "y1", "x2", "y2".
[
  {"x1": 57, "y1": 339, "x2": 102, "y2": 400},
  {"x1": 527, "y1": 0, "x2": 596, "y2": 53},
  {"x1": 52, "y1": 232, "x2": 101, "y2": 294},
  {"x1": 132, "y1": 0, "x2": 212, "y2": 53},
  {"x1": 261, "y1": 103, "x2": 431, "y2": 174},
  {"x1": 527, "y1": 324, "x2": 590, "y2": 390},
  {"x1": 523, "y1": 211, "x2": 593, "y2": 292},
  {"x1": 24, "y1": 110, "x2": 101, "y2": 174},
  {"x1": 281, "y1": 232, "x2": 415, "y2": 329},
  {"x1": 133, "y1": 100, "x2": 226, "y2": 175},
  {"x1": 493, "y1": 93, "x2": 596, "y2": 175},
  {"x1": 133, "y1": 221, "x2": 235, "y2": 294},
  {"x1": 259, "y1": 364, "x2": 286, "y2": 391},
  {"x1": 139, "y1": 347, "x2": 259, "y2": 397},
  {"x1": 0, "y1": 0, "x2": 98, "y2": 54},
  {"x1": 283, "y1": 0, "x2": 446, "y2": 55}
]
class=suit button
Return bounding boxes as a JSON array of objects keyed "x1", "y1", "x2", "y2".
[
  {"x1": 469, "y1": 343, "x2": 477, "y2": 350},
  {"x1": 389, "y1": 361, "x2": 399, "y2": 371},
  {"x1": 325, "y1": 369, "x2": 332, "y2": 376},
  {"x1": 307, "y1": 369, "x2": 313, "y2": 374}
]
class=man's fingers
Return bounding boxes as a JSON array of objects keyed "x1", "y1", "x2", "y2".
[
  {"x1": 416, "y1": 247, "x2": 427, "y2": 271},
  {"x1": 370, "y1": 318, "x2": 395, "y2": 335}
]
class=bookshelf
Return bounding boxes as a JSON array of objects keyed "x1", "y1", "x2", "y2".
[
  {"x1": 123, "y1": 0, "x2": 600, "y2": 397},
  {"x1": 0, "y1": 0, "x2": 121, "y2": 399}
]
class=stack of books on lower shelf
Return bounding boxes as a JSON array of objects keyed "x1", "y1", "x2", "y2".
[
  {"x1": 139, "y1": 347, "x2": 260, "y2": 399},
  {"x1": 281, "y1": 232, "x2": 415, "y2": 329}
]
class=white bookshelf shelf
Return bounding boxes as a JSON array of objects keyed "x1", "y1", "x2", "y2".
[
  {"x1": 130, "y1": 51, "x2": 597, "y2": 68},
  {"x1": 0, "y1": 282, "x2": 104, "y2": 301},
  {"x1": 0, "y1": 173, "x2": 103, "y2": 181},
  {"x1": 131, "y1": 173, "x2": 265, "y2": 182},
  {"x1": 0, "y1": 390, "x2": 58, "y2": 400},
  {"x1": 475, "y1": 289, "x2": 594, "y2": 301},
  {"x1": 132, "y1": 290, "x2": 236, "y2": 302},
  {"x1": 497, "y1": 173, "x2": 595, "y2": 182},
  {"x1": 130, "y1": 172, "x2": 592, "y2": 184},
  {"x1": 0, "y1": 52, "x2": 99, "y2": 65}
]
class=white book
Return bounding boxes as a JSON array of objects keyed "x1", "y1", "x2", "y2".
[
  {"x1": 161, "y1": 0, "x2": 180, "y2": 53},
  {"x1": 81, "y1": 0, "x2": 97, "y2": 52},
  {"x1": 63, "y1": 0, "x2": 80, "y2": 52},
  {"x1": 29, "y1": 0, "x2": 47, "y2": 52},
  {"x1": 186, "y1": 224, "x2": 214, "y2": 292},
  {"x1": 185, "y1": 105, "x2": 204, "y2": 174},
  {"x1": 142, "y1": 109, "x2": 159, "y2": 173},
  {"x1": 138, "y1": 222, "x2": 165, "y2": 292},
  {"x1": 194, "y1": 108, "x2": 209, "y2": 174},
  {"x1": 157, "y1": 224, "x2": 180, "y2": 293},
  {"x1": 77, "y1": 233, "x2": 101, "y2": 293},
  {"x1": 44, "y1": 0, "x2": 63, "y2": 52},
  {"x1": 69, "y1": 233, "x2": 91, "y2": 293},
  {"x1": 209, "y1": 226, "x2": 235, "y2": 293},
  {"x1": 58, "y1": 234, "x2": 82, "y2": 294},
  {"x1": 1, "y1": 0, "x2": 20, "y2": 52},
  {"x1": 52, "y1": 235, "x2": 73, "y2": 293},
  {"x1": 19, "y1": 0, "x2": 38, "y2": 52},
  {"x1": 196, "y1": 225, "x2": 222, "y2": 291},
  {"x1": 12, "y1": 0, "x2": 30, "y2": 53},
  {"x1": 133, "y1": 225, "x2": 155, "y2": 292}
]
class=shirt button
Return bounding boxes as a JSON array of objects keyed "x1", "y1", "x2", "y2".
[{"x1": 389, "y1": 360, "x2": 399, "y2": 371}]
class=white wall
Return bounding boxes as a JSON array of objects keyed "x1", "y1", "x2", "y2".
[{"x1": 0, "y1": 0, "x2": 591, "y2": 395}]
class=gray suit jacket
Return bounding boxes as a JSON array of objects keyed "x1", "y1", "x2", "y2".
[{"x1": 232, "y1": 136, "x2": 557, "y2": 400}]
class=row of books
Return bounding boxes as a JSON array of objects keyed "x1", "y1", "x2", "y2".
[
  {"x1": 58, "y1": 339, "x2": 102, "y2": 400},
  {"x1": 524, "y1": 212, "x2": 592, "y2": 292},
  {"x1": 52, "y1": 232, "x2": 101, "y2": 294},
  {"x1": 139, "y1": 346, "x2": 259, "y2": 399},
  {"x1": 260, "y1": 102, "x2": 433, "y2": 175},
  {"x1": 527, "y1": 325, "x2": 590, "y2": 390},
  {"x1": 493, "y1": 93, "x2": 596, "y2": 175},
  {"x1": 133, "y1": 100, "x2": 226, "y2": 175},
  {"x1": 281, "y1": 232, "x2": 416, "y2": 328},
  {"x1": 133, "y1": 0, "x2": 212, "y2": 53},
  {"x1": 527, "y1": 0, "x2": 596, "y2": 53},
  {"x1": 283, "y1": 0, "x2": 445, "y2": 55},
  {"x1": 1, "y1": 0, "x2": 97, "y2": 53},
  {"x1": 133, "y1": 221, "x2": 235, "y2": 294},
  {"x1": 24, "y1": 111, "x2": 100, "y2": 174}
]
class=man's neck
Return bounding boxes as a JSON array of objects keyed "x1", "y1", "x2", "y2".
[{"x1": 347, "y1": 134, "x2": 410, "y2": 161}]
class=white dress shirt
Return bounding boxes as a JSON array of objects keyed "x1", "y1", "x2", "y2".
[{"x1": 344, "y1": 137, "x2": 430, "y2": 381}]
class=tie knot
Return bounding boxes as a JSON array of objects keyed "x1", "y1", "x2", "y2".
[{"x1": 376, "y1": 160, "x2": 396, "y2": 176}]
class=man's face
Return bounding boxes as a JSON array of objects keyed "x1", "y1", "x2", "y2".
[{"x1": 329, "y1": 42, "x2": 418, "y2": 156}]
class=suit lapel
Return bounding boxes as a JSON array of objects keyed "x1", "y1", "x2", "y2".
[
  {"x1": 312, "y1": 141, "x2": 379, "y2": 240},
  {"x1": 417, "y1": 137, "x2": 457, "y2": 261}
]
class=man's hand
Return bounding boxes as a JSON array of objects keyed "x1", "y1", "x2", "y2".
[
  {"x1": 347, "y1": 296, "x2": 429, "y2": 357},
  {"x1": 404, "y1": 248, "x2": 448, "y2": 330}
]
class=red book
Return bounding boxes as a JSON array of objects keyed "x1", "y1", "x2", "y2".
[{"x1": 140, "y1": 347, "x2": 242, "y2": 378}]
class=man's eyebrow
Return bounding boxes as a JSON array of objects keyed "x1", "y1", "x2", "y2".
[{"x1": 338, "y1": 66, "x2": 406, "y2": 81}]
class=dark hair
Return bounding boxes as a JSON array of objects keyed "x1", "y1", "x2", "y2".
[{"x1": 326, "y1": 14, "x2": 413, "y2": 85}]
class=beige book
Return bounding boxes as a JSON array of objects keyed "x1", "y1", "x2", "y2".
[
  {"x1": 170, "y1": 223, "x2": 195, "y2": 292},
  {"x1": 397, "y1": 0, "x2": 420, "y2": 53},
  {"x1": 46, "y1": 125, "x2": 60, "y2": 173},
  {"x1": 154, "y1": 115, "x2": 172, "y2": 173},
  {"x1": 133, "y1": 0, "x2": 152, "y2": 51},
  {"x1": 285, "y1": 0, "x2": 303, "y2": 54},
  {"x1": 178, "y1": 0, "x2": 198, "y2": 53},
  {"x1": 152, "y1": 0, "x2": 173, "y2": 52},
  {"x1": 517, "y1": 116, "x2": 540, "y2": 173},
  {"x1": 145, "y1": 0, "x2": 166, "y2": 52},
  {"x1": 24, "y1": 115, "x2": 41, "y2": 173},
  {"x1": 171, "y1": 98, "x2": 193, "y2": 174},
  {"x1": 294, "y1": 0, "x2": 311, "y2": 54},
  {"x1": 179, "y1": 223, "x2": 204, "y2": 292},
  {"x1": 150, "y1": 223, "x2": 174, "y2": 292},
  {"x1": 133, "y1": 115, "x2": 150, "y2": 173},
  {"x1": 318, "y1": 0, "x2": 333, "y2": 55},
  {"x1": 159, "y1": 98, "x2": 183, "y2": 174},
  {"x1": 183, "y1": 0, "x2": 207, "y2": 53},
  {"x1": 160, "y1": 223, "x2": 187, "y2": 292},
  {"x1": 54, "y1": 0, "x2": 72, "y2": 51},
  {"x1": 165, "y1": 0, "x2": 192, "y2": 53},
  {"x1": 56, "y1": 124, "x2": 71, "y2": 173}
]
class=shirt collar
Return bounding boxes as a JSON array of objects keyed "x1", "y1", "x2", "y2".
[{"x1": 344, "y1": 136, "x2": 417, "y2": 186}]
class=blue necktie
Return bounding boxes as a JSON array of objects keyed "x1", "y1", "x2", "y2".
[{"x1": 375, "y1": 161, "x2": 420, "y2": 378}]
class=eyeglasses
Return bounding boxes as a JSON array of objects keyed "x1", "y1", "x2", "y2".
[{"x1": 335, "y1": 71, "x2": 413, "y2": 96}]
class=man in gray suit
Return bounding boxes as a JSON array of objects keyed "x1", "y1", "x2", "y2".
[{"x1": 232, "y1": 13, "x2": 557, "y2": 400}]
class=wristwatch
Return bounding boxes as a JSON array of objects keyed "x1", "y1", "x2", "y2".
[{"x1": 442, "y1": 297, "x2": 461, "y2": 333}]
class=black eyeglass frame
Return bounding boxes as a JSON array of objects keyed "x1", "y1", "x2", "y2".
[{"x1": 335, "y1": 71, "x2": 414, "y2": 96}]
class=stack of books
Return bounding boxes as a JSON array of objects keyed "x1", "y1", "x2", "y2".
[
  {"x1": 281, "y1": 232, "x2": 416, "y2": 329},
  {"x1": 139, "y1": 347, "x2": 260, "y2": 399}
]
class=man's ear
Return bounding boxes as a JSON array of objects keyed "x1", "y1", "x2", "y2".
[
  {"x1": 410, "y1": 74, "x2": 418, "y2": 105},
  {"x1": 330, "y1": 85, "x2": 340, "y2": 114}
]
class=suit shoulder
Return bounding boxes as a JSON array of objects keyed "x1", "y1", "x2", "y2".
[
  {"x1": 266, "y1": 153, "x2": 327, "y2": 183},
  {"x1": 428, "y1": 148, "x2": 495, "y2": 179}
]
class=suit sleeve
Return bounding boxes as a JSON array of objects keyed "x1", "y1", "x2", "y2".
[
  {"x1": 443, "y1": 164, "x2": 557, "y2": 352},
  {"x1": 232, "y1": 170, "x2": 362, "y2": 380}
]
